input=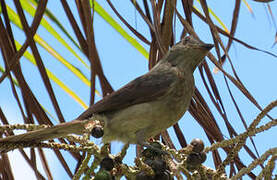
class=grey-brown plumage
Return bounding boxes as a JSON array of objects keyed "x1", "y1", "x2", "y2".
[{"x1": 0, "y1": 36, "x2": 213, "y2": 149}]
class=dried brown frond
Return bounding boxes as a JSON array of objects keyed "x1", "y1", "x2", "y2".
[{"x1": 0, "y1": 0, "x2": 276, "y2": 179}]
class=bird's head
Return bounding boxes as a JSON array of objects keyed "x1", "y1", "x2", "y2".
[{"x1": 162, "y1": 36, "x2": 214, "y2": 72}]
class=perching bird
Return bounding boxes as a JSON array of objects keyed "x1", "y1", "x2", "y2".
[{"x1": 0, "y1": 36, "x2": 213, "y2": 151}]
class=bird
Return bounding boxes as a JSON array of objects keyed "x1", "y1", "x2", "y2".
[{"x1": 0, "y1": 36, "x2": 213, "y2": 152}]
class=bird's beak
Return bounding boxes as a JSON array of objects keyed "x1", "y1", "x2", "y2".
[{"x1": 201, "y1": 44, "x2": 214, "y2": 50}]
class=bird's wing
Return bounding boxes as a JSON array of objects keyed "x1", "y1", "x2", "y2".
[{"x1": 78, "y1": 69, "x2": 176, "y2": 120}]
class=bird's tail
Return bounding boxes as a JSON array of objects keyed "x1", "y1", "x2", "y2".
[{"x1": 0, "y1": 120, "x2": 88, "y2": 151}]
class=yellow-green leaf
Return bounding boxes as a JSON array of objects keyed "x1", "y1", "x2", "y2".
[
  {"x1": 15, "y1": 41, "x2": 88, "y2": 109},
  {"x1": 92, "y1": 0, "x2": 149, "y2": 59},
  {"x1": 21, "y1": 0, "x2": 90, "y2": 69}
]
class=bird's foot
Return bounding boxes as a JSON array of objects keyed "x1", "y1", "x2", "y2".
[{"x1": 141, "y1": 141, "x2": 169, "y2": 157}]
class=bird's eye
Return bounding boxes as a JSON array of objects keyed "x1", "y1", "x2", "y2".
[{"x1": 183, "y1": 36, "x2": 190, "y2": 45}]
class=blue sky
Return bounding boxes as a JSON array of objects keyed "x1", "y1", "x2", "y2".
[{"x1": 0, "y1": 1, "x2": 277, "y2": 179}]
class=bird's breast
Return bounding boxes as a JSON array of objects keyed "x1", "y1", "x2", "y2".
[{"x1": 164, "y1": 72, "x2": 195, "y2": 122}]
